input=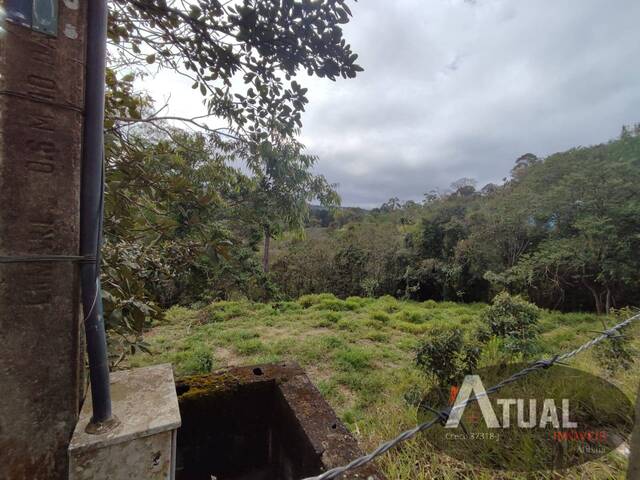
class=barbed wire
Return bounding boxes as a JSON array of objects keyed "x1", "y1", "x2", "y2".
[{"x1": 303, "y1": 310, "x2": 640, "y2": 480}]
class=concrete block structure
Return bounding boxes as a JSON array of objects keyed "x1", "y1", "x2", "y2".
[
  {"x1": 69, "y1": 364, "x2": 181, "y2": 480},
  {"x1": 175, "y1": 362, "x2": 386, "y2": 480}
]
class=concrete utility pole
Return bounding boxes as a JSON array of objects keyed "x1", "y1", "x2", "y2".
[{"x1": 0, "y1": 1, "x2": 87, "y2": 478}]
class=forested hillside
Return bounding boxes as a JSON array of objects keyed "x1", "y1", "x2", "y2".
[
  {"x1": 273, "y1": 127, "x2": 640, "y2": 314},
  {"x1": 103, "y1": 119, "x2": 640, "y2": 358}
]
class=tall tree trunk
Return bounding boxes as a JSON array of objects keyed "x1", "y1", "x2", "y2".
[
  {"x1": 262, "y1": 225, "x2": 270, "y2": 273},
  {"x1": 593, "y1": 292, "x2": 603, "y2": 315},
  {"x1": 583, "y1": 279, "x2": 603, "y2": 314}
]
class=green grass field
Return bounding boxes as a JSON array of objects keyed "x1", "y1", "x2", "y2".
[{"x1": 125, "y1": 294, "x2": 639, "y2": 479}]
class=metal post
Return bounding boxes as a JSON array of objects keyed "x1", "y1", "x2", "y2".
[{"x1": 80, "y1": 0, "x2": 114, "y2": 429}]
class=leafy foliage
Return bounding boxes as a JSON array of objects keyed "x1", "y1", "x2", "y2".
[
  {"x1": 108, "y1": 0, "x2": 362, "y2": 139},
  {"x1": 273, "y1": 127, "x2": 640, "y2": 315},
  {"x1": 415, "y1": 326, "x2": 481, "y2": 386},
  {"x1": 101, "y1": 1, "x2": 362, "y2": 359},
  {"x1": 480, "y1": 292, "x2": 540, "y2": 355}
]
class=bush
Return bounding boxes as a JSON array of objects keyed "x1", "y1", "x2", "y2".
[
  {"x1": 415, "y1": 326, "x2": 480, "y2": 386},
  {"x1": 481, "y1": 292, "x2": 540, "y2": 355}
]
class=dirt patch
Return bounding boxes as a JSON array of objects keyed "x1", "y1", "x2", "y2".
[{"x1": 213, "y1": 346, "x2": 242, "y2": 366}]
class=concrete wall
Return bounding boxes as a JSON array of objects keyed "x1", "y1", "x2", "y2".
[{"x1": 0, "y1": 2, "x2": 87, "y2": 478}]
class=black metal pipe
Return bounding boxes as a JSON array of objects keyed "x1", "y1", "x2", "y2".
[{"x1": 80, "y1": 0, "x2": 111, "y2": 425}]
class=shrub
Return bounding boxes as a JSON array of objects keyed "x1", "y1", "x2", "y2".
[
  {"x1": 481, "y1": 292, "x2": 540, "y2": 355},
  {"x1": 415, "y1": 326, "x2": 480, "y2": 386},
  {"x1": 360, "y1": 278, "x2": 379, "y2": 297},
  {"x1": 404, "y1": 385, "x2": 425, "y2": 406}
]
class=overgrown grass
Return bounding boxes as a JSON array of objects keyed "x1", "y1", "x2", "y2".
[{"x1": 125, "y1": 296, "x2": 639, "y2": 480}]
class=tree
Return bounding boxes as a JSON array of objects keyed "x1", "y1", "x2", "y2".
[
  {"x1": 450, "y1": 178, "x2": 477, "y2": 197},
  {"x1": 510, "y1": 153, "x2": 540, "y2": 181},
  {"x1": 289, "y1": 125, "x2": 640, "y2": 312},
  {"x1": 100, "y1": 0, "x2": 362, "y2": 351},
  {"x1": 102, "y1": 125, "x2": 276, "y2": 357},
  {"x1": 246, "y1": 139, "x2": 340, "y2": 273},
  {"x1": 108, "y1": 0, "x2": 362, "y2": 141},
  {"x1": 492, "y1": 134, "x2": 640, "y2": 313}
]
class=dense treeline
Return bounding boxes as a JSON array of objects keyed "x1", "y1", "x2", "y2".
[{"x1": 272, "y1": 127, "x2": 640, "y2": 314}]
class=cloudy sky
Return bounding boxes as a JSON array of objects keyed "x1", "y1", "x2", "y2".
[{"x1": 148, "y1": 0, "x2": 640, "y2": 208}]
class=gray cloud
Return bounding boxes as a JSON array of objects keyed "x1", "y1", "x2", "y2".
[
  {"x1": 146, "y1": 0, "x2": 640, "y2": 208},
  {"x1": 298, "y1": 0, "x2": 640, "y2": 207}
]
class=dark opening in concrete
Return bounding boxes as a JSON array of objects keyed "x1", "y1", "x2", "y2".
[{"x1": 175, "y1": 362, "x2": 385, "y2": 480}]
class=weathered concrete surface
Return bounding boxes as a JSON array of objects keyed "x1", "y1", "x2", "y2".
[
  {"x1": 0, "y1": 2, "x2": 87, "y2": 479},
  {"x1": 176, "y1": 362, "x2": 386, "y2": 480},
  {"x1": 69, "y1": 364, "x2": 181, "y2": 480}
]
